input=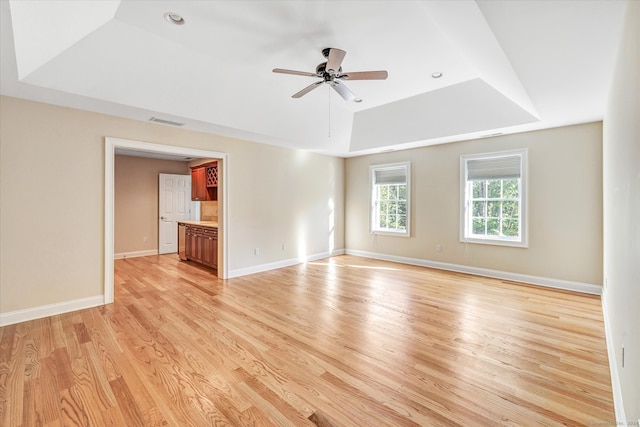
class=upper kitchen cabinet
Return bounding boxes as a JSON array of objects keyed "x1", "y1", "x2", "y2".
[{"x1": 191, "y1": 161, "x2": 218, "y2": 201}]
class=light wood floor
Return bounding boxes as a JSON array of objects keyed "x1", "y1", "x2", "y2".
[{"x1": 1, "y1": 254, "x2": 614, "y2": 426}]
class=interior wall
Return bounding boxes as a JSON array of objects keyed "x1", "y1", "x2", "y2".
[
  {"x1": 345, "y1": 122, "x2": 603, "y2": 285},
  {"x1": 602, "y1": 0, "x2": 640, "y2": 422},
  {"x1": 114, "y1": 155, "x2": 190, "y2": 255},
  {"x1": 0, "y1": 95, "x2": 345, "y2": 314}
]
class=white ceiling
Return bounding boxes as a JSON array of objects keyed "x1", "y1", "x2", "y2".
[{"x1": 0, "y1": 1, "x2": 626, "y2": 157}]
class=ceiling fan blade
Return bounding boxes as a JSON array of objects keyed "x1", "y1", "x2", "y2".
[
  {"x1": 331, "y1": 81, "x2": 357, "y2": 102},
  {"x1": 292, "y1": 81, "x2": 323, "y2": 98},
  {"x1": 273, "y1": 68, "x2": 319, "y2": 77},
  {"x1": 326, "y1": 48, "x2": 346, "y2": 73},
  {"x1": 339, "y1": 70, "x2": 388, "y2": 80}
]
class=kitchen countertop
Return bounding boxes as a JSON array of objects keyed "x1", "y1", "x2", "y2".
[{"x1": 178, "y1": 220, "x2": 218, "y2": 228}]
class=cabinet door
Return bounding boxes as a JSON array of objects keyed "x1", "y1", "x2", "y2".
[
  {"x1": 202, "y1": 236, "x2": 215, "y2": 268},
  {"x1": 191, "y1": 167, "x2": 207, "y2": 201},
  {"x1": 201, "y1": 227, "x2": 218, "y2": 268},
  {"x1": 187, "y1": 227, "x2": 202, "y2": 262},
  {"x1": 194, "y1": 233, "x2": 203, "y2": 263}
]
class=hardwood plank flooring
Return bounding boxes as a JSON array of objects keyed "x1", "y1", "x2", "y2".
[{"x1": 0, "y1": 255, "x2": 614, "y2": 426}]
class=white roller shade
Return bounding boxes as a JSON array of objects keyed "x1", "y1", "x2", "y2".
[
  {"x1": 467, "y1": 155, "x2": 521, "y2": 181},
  {"x1": 374, "y1": 166, "x2": 407, "y2": 185}
]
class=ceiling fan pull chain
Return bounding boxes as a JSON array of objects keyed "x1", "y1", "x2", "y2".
[{"x1": 328, "y1": 87, "x2": 331, "y2": 139}]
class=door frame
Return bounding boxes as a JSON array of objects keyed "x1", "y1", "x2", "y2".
[{"x1": 105, "y1": 137, "x2": 229, "y2": 304}]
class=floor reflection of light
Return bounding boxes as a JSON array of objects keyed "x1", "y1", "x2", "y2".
[
  {"x1": 459, "y1": 293, "x2": 482, "y2": 343},
  {"x1": 304, "y1": 258, "x2": 413, "y2": 354},
  {"x1": 307, "y1": 261, "x2": 399, "y2": 272}
]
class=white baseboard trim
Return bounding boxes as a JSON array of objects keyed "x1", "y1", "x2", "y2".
[
  {"x1": 228, "y1": 249, "x2": 344, "y2": 279},
  {"x1": 602, "y1": 294, "x2": 627, "y2": 423},
  {"x1": 114, "y1": 249, "x2": 158, "y2": 259},
  {"x1": 0, "y1": 295, "x2": 105, "y2": 327},
  {"x1": 345, "y1": 249, "x2": 602, "y2": 295}
]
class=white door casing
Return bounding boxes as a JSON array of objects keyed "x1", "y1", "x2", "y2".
[
  {"x1": 158, "y1": 173, "x2": 191, "y2": 254},
  {"x1": 106, "y1": 137, "x2": 229, "y2": 305}
]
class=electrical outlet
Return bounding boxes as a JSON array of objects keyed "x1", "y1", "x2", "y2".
[
  {"x1": 143, "y1": 237, "x2": 148, "y2": 243},
  {"x1": 254, "y1": 248, "x2": 260, "y2": 255},
  {"x1": 281, "y1": 243, "x2": 285, "y2": 251},
  {"x1": 435, "y1": 244, "x2": 442, "y2": 252}
]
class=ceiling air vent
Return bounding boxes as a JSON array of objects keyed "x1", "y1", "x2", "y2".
[
  {"x1": 480, "y1": 132, "x2": 503, "y2": 138},
  {"x1": 149, "y1": 117, "x2": 185, "y2": 127}
]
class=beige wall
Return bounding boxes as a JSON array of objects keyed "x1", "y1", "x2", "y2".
[
  {"x1": 0, "y1": 95, "x2": 345, "y2": 313},
  {"x1": 346, "y1": 122, "x2": 603, "y2": 285},
  {"x1": 114, "y1": 155, "x2": 190, "y2": 255},
  {"x1": 603, "y1": 0, "x2": 639, "y2": 422}
]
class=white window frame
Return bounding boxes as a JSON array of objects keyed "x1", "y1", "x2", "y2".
[
  {"x1": 370, "y1": 162, "x2": 411, "y2": 237},
  {"x1": 460, "y1": 149, "x2": 528, "y2": 248}
]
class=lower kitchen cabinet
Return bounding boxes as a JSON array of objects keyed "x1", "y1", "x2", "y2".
[
  {"x1": 184, "y1": 224, "x2": 217, "y2": 270},
  {"x1": 202, "y1": 228, "x2": 218, "y2": 269}
]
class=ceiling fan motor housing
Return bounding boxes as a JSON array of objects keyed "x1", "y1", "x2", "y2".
[{"x1": 316, "y1": 62, "x2": 343, "y2": 82}]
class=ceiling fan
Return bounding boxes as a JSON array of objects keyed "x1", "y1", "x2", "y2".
[{"x1": 273, "y1": 48, "x2": 388, "y2": 102}]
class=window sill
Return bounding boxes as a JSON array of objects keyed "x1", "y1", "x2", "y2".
[
  {"x1": 371, "y1": 229, "x2": 410, "y2": 238},
  {"x1": 461, "y1": 236, "x2": 528, "y2": 248}
]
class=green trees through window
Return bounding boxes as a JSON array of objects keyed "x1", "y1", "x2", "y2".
[
  {"x1": 470, "y1": 179, "x2": 520, "y2": 238},
  {"x1": 377, "y1": 183, "x2": 407, "y2": 231}
]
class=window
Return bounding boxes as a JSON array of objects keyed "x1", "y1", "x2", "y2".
[
  {"x1": 370, "y1": 162, "x2": 410, "y2": 236},
  {"x1": 460, "y1": 150, "x2": 527, "y2": 247}
]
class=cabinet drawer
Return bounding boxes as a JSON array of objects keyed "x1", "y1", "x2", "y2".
[{"x1": 203, "y1": 227, "x2": 218, "y2": 237}]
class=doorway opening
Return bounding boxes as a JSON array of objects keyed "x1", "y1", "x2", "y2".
[{"x1": 105, "y1": 137, "x2": 228, "y2": 304}]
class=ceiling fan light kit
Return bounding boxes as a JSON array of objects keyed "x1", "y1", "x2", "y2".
[{"x1": 273, "y1": 47, "x2": 388, "y2": 102}]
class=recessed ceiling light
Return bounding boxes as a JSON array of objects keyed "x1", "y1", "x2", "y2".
[
  {"x1": 164, "y1": 12, "x2": 185, "y2": 25},
  {"x1": 431, "y1": 72, "x2": 443, "y2": 79},
  {"x1": 354, "y1": 98, "x2": 363, "y2": 103}
]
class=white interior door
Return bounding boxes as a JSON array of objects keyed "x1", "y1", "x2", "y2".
[{"x1": 159, "y1": 173, "x2": 191, "y2": 254}]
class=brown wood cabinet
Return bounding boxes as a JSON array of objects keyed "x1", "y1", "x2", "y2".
[
  {"x1": 201, "y1": 227, "x2": 218, "y2": 269},
  {"x1": 185, "y1": 226, "x2": 202, "y2": 263},
  {"x1": 183, "y1": 224, "x2": 217, "y2": 270},
  {"x1": 191, "y1": 168, "x2": 207, "y2": 201},
  {"x1": 190, "y1": 161, "x2": 218, "y2": 201}
]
